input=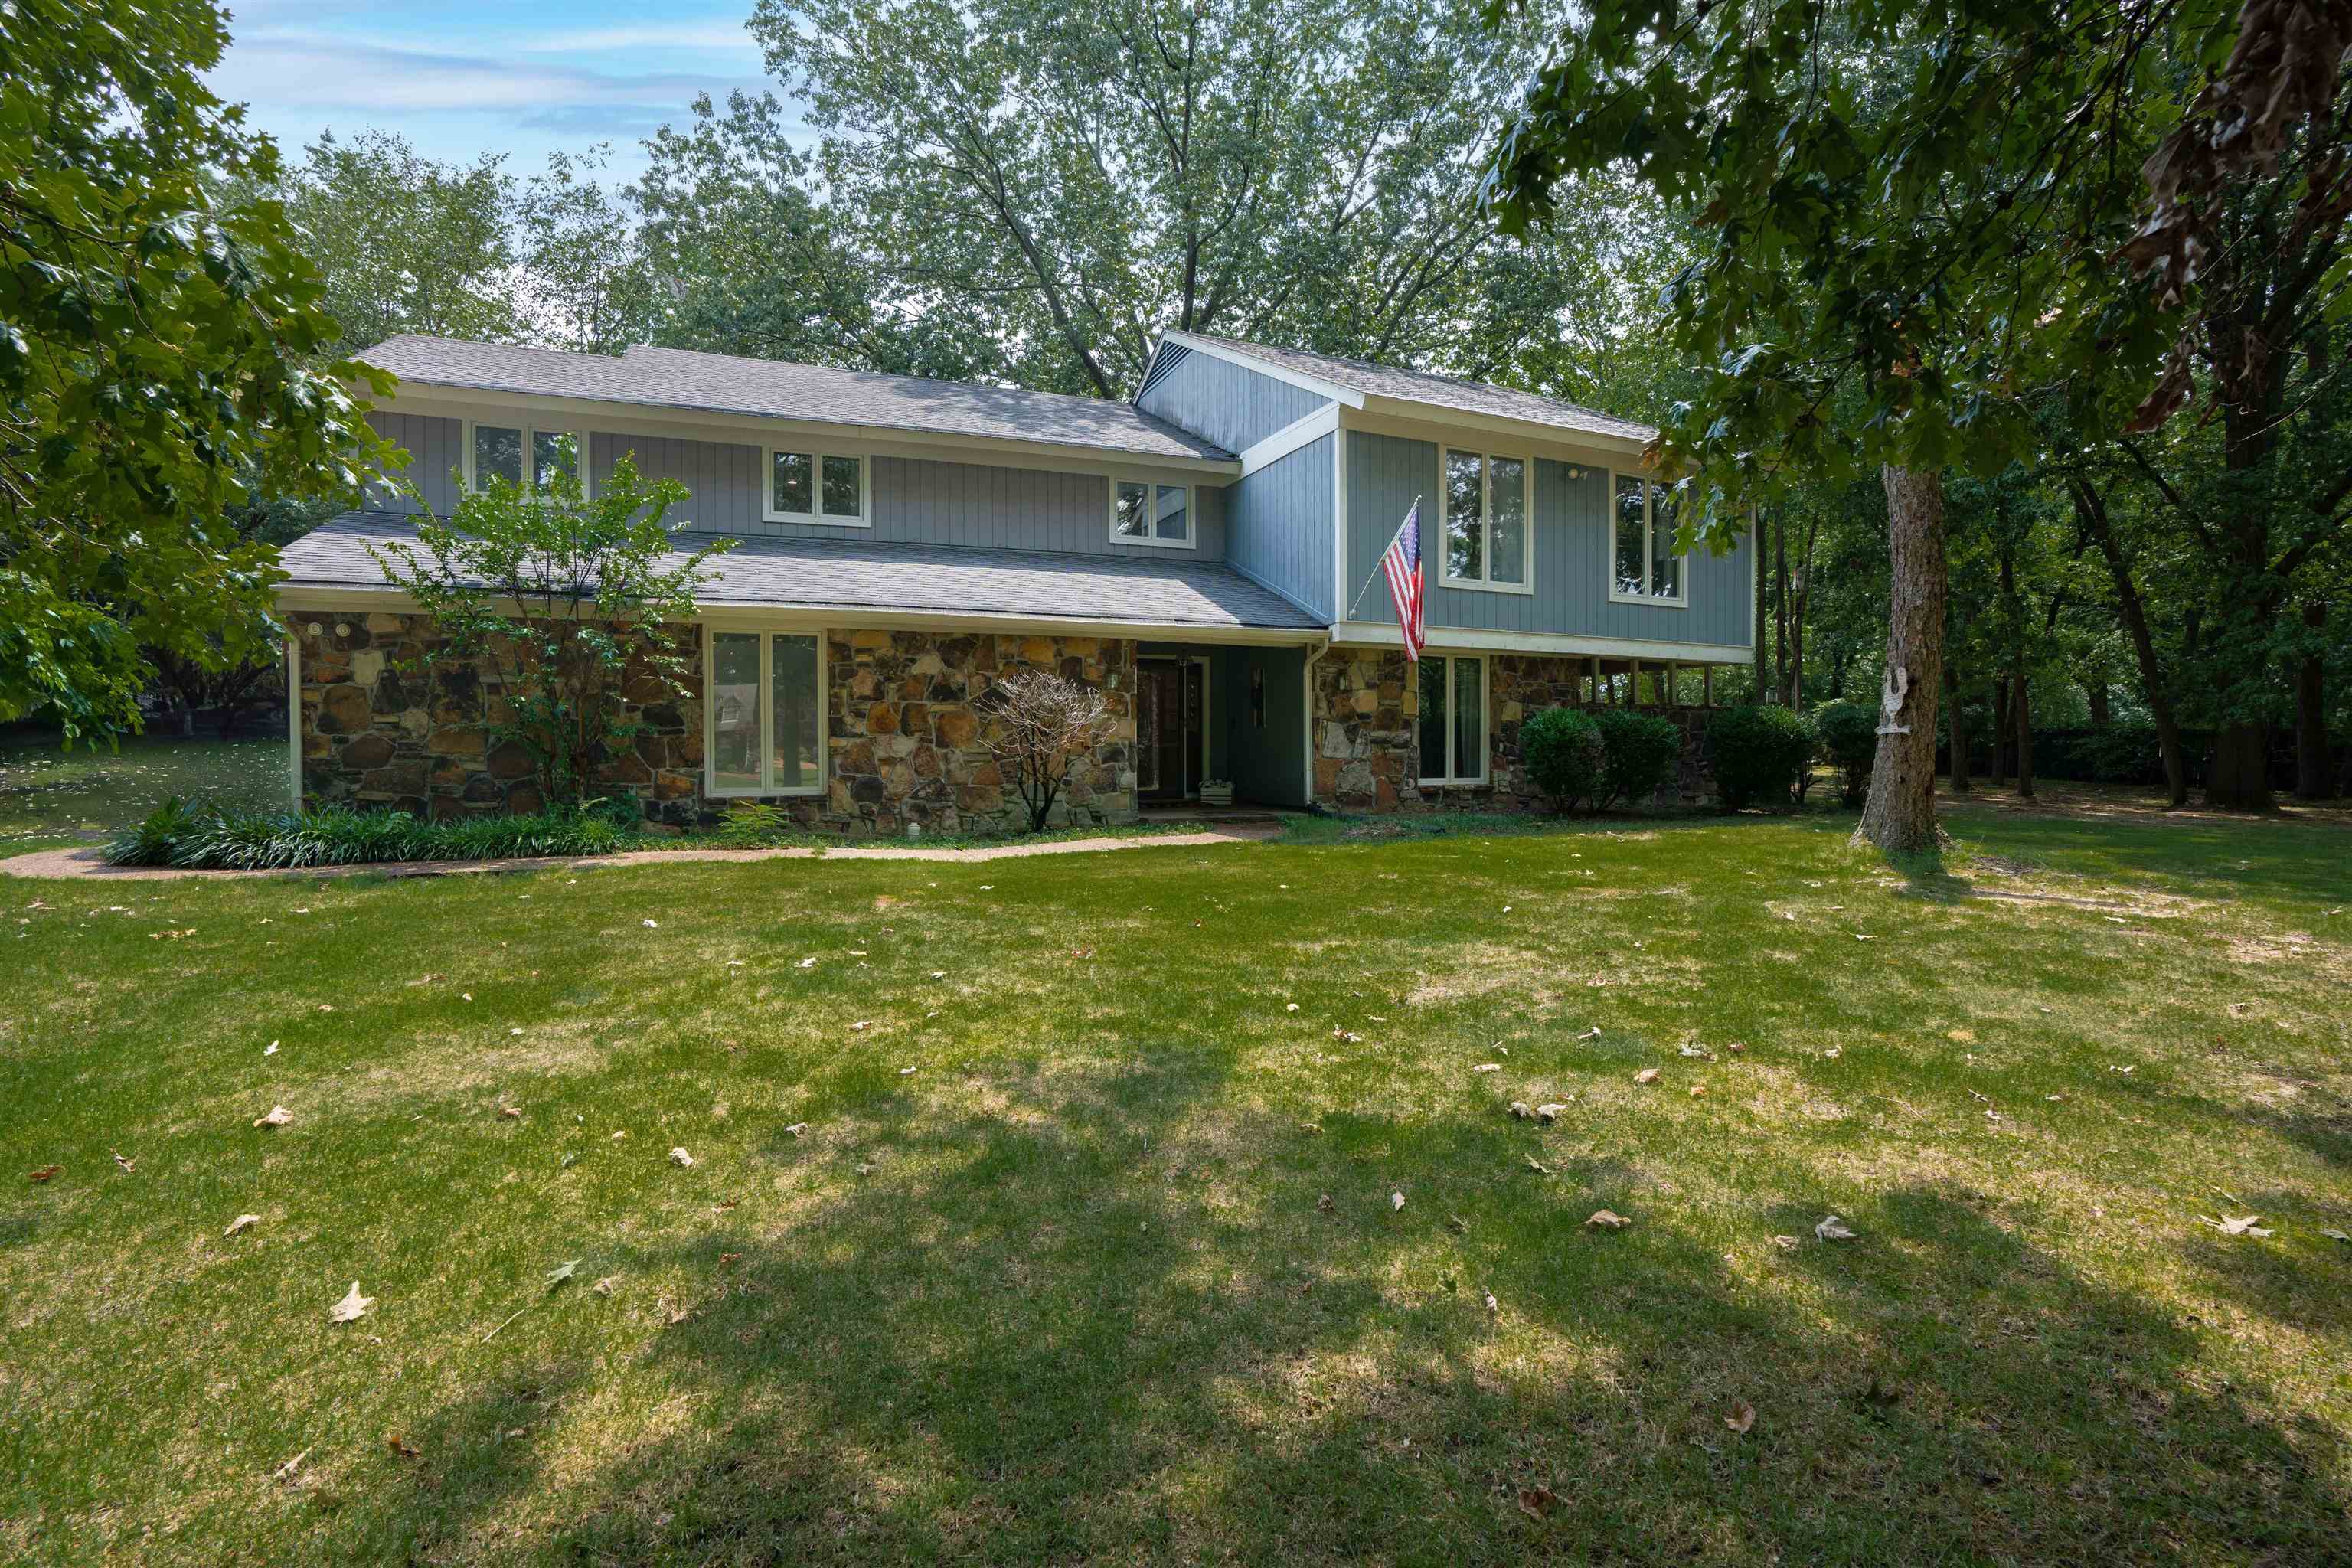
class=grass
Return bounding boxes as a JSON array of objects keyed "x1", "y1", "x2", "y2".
[
  {"x1": 0, "y1": 731, "x2": 286, "y2": 854},
  {"x1": 2, "y1": 801, "x2": 2349, "y2": 1565}
]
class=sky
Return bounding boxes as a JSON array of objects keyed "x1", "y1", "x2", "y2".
[{"x1": 204, "y1": 0, "x2": 795, "y2": 185}]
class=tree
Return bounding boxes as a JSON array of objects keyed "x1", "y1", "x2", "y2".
[
  {"x1": 1, "y1": 0, "x2": 392, "y2": 741},
  {"x1": 368, "y1": 457, "x2": 730, "y2": 808},
  {"x1": 750, "y1": 0, "x2": 1632, "y2": 397},
  {"x1": 978, "y1": 671, "x2": 1114, "y2": 831}
]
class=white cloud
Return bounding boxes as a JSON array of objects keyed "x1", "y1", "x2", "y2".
[{"x1": 210, "y1": 32, "x2": 746, "y2": 114}]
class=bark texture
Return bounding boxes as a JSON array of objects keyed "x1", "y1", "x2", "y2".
[
  {"x1": 1854, "y1": 465, "x2": 1948, "y2": 854},
  {"x1": 2295, "y1": 602, "x2": 2328, "y2": 801}
]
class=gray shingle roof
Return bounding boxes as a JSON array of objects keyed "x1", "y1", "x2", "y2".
[
  {"x1": 280, "y1": 512, "x2": 1324, "y2": 632},
  {"x1": 1169, "y1": 332, "x2": 1657, "y2": 446},
  {"x1": 354, "y1": 336, "x2": 1233, "y2": 464}
]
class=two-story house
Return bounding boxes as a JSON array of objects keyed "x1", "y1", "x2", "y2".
[{"x1": 277, "y1": 332, "x2": 1754, "y2": 830}]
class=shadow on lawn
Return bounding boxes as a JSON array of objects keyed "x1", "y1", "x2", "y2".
[{"x1": 345, "y1": 1063, "x2": 2352, "y2": 1565}]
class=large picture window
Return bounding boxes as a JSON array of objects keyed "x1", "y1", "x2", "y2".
[
  {"x1": 1112, "y1": 479, "x2": 1194, "y2": 547},
  {"x1": 1611, "y1": 473, "x2": 1686, "y2": 603},
  {"x1": 765, "y1": 447, "x2": 868, "y2": 525},
  {"x1": 466, "y1": 422, "x2": 581, "y2": 495},
  {"x1": 1440, "y1": 449, "x2": 1529, "y2": 590},
  {"x1": 707, "y1": 630, "x2": 824, "y2": 795},
  {"x1": 1416, "y1": 653, "x2": 1487, "y2": 785}
]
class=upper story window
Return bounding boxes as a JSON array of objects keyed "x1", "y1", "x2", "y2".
[
  {"x1": 1611, "y1": 473, "x2": 1686, "y2": 604},
  {"x1": 1112, "y1": 479, "x2": 1194, "y2": 548},
  {"x1": 466, "y1": 421, "x2": 582, "y2": 495},
  {"x1": 765, "y1": 446, "x2": 868, "y2": 525},
  {"x1": 1441, "y1": 449, "x2": 1529, "y2": 591}
]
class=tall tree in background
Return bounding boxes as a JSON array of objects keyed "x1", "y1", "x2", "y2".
[
  {"x1": 1, "y1": 0, "x2": 391, "y2": 739},
  {"x1": 750, "y1": 0, "x2": 1628, "y2": 397}
]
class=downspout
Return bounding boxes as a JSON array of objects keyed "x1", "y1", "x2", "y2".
[{"x1": 1302, "y1": 632, "x2": 1333, "y2": 809}]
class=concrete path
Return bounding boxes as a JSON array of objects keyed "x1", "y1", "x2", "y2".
[{"x1": 0, "y1": 825, "x2": 1280, "y2": 881}]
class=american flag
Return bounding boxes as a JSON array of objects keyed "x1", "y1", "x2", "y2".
[{"x1": 1380, "y1": 500, "x2": 1426, "y2": 661}]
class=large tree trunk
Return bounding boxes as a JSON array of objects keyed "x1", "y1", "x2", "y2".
[
  {"x1": 1753, "y1": 508, "x2": 1769, "y2": 701},
  {"x1": 1854, "y1": 465, "x2": 1947, "y2": 854},
  {"x1": 1991, "y1": 679, "x2": 2011, "y2": 785},
  {"x1": 2295, "y1": 602, "x2": 2328, "y2": 800},
  {"x1": 2072, "y1": 479, "x2": 2188, "y2": 805},
  {"x1": 1946, "y1": 662, "x2": 1971, "y2": 793},
  {"x1": 2012, "y1": 671, "x2": 2035, "y2": 799},
  {"x1": 2086, "y1": 679, "x2": 2110, "y2": 727},
  {"x1": 2209, "y1": 722, "x2": 2274, "y2": 810}
]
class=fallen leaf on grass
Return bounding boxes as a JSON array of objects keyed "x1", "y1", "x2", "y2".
[
  {"x1": 254, "y1": 1106, "x2": 292, "y2": 1129},
  {"x1": 264, "y1": 1041, "x2": 279, "y2": 1056},
  {"x1": 1482, "y1": 1289, "x2": 1499, "y2": 1315},
  {"x1": 1526, "y1": 1157, "x2": 1551, "y2": 1175},
  {"x1": 546, "y1": 1259, "x2": 580, "y2": 1289},
  {"x1": 642, "y1": 919, "x2": 658, "y2": 929},
  {"x1": 386, "y1": 1435, "x2": 420, "y2": 1459},
  {"x1": 850, "y1": 1021, "x2": 872, "y2": 1032},
  {"x1": 1508, "y1": 1101, "x2": 1532, "y2": 1119},
  {"x1": 2321, "y1": 1229, "x2": 2349, "y2": 1243},
  {"x1": 1687, "y1": 1086, "x2": 1706, "y2": 1099},
  {"x1": 1576, "y1": 1026, "x2": 1602, "y2": 1041},
  {"x1": 113, "y1": 1152, "x2": 135, "y2": 1173},
  {"x1": 1517, "y1": 1484, "x2": 1558, "y2": 1521},
  {"x1": 2200, "y1": 1214, "x2": 2272, "y2": 1237},
  {"x1": 1769, "y1": 1234, "x2": 1800, "y2": 1250},
  {"x1": 27, "y1": 1165, "x2": 60, "y2": 1183},
  {"x1": 499, "y1": 1106, "x2": 522, "y2": 1119},
  {"x1": 784, "y1": 1122, "x2": 808, "y2": 1136},
  {"x1": 669, "y1": 1147, "x2": 694, "y2": 1168},
  {"x1": 899, "y1": 1065, "x2": 918, "y2": 1076},
  {"x1": 719, "y1": 1252, "x2": 743, "y2": 1265},
  {"x1": 329, "y1": 1282, "x2": 374, "y2": 1323},
  {"x1": 224, "y1": 1214, "x2": 260, "y2": 1237},
  {"x1": 1815, "y1": 1215, "x2": 1858, "y2": 1242},
  {"x1": 1535, "y1": 1102, "x2": 1567, "y2": 1124},
  {"x1": 1634, "y1": 1067, "x2": 1661, "y2": 1085},
  {"x1": 1586, "y1": 1210, "x2": 1632, "y2": 1230},
  {"x1": 593, "y1": 1276, "x2": 620, "y2": 1295},
  {"x1": 1390, "y1": 1191, "x2": 1406, "y2": 1212},
  {"x1": 273, "y1": 1451, "x2": 307, "y2": 1485},
  {"x1": 1316, "y1": 1194, "x2": 1335, "y2": 1214},
  {"x1": 1725, "y1": 1400, "x2": 1756, "y2": 1434},
  {"x1": 1473, "y1": 1063, "x2": 1501, "y2": 1073}
]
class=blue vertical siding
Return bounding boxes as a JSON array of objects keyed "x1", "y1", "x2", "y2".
[
  {"x1": 1136, "y1": 344, "x2": 1330, "y2": 455},
  {"x1": 1227, "y1": 434, "x2": 1334, "y2": 620},
  {"x1": 1344, "y1": 432, "x2": 1752, "y2": 649},
  {"x1": 365, "y1": 411, "x2": 461, "y2": 516}
]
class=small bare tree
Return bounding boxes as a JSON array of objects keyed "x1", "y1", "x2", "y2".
[{"x1": 978, "y1": 670, "x2": 1112, "y2": 832}]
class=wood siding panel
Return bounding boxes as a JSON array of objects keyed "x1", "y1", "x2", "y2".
[
  {"x1": 1136, "y1": 345, "x2": 1331, "y2": 455},
  {"x1": 1344, "y1": 433, "x2": 1751, "y2": 650},
  {"x1": 365, "y1": 411, "x2": 461, "y2": 517},
  {"x1": 1227, "y1": 433, "x2": 1334, "y2": 620}
]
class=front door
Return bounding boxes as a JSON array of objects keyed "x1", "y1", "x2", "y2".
[{"x1": 1135, "y1": 658, "x2": 1204, "y2": 802}]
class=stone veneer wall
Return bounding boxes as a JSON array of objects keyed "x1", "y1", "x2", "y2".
[
  {"x1": 293, "y1": 614, "x2": 1138, "y2": 833},
  {"x1": 1311, "y1": 647, "x2": 1717, "y2": 812}
]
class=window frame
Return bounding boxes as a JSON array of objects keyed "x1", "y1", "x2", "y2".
[
  {"x1": 462, "y1": 420, "x2": 589, "y2": 498},
  {"x1": 1107, "y1": 475, "x2": 1198, "y2": 550},
  {"x1": 1415, "y1": 651, "x2": 1490, "y2": 787},
  {"x1": 1436, "y1": 446, "x2": 1534, "y2": 595},
  {"x1": 1606, "y1": 470, "x2": 1689, "y2": 607},
  {"x1": 701, "y1": 625, "x2": 829, "y2": 799},
  {"x1": 762, "y1": 444, "x2": 871, "y2": 528}
]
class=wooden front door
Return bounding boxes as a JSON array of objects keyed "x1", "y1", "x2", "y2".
[{"x1": 1135, "y1": 658, "x2": 1204, "y2": 802}]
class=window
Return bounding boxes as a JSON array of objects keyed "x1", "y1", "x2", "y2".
[
  {"x1": 765, "y1": 446, "x2": 867, "y2": 524},
  {"x1": 466, "y1": 422, "x2": 584, "y2": 495},
  {"x1": 1111, "y1": 479, "x2": 1194, "y2": 548},
  {"x1": 1416, "y1": 653, "x2": 1486, "y2": 785},
  {"x1": 1440, "y1": 449, "x2": 1529, "y2": 590},
  {"x1": 1611, "y1": 472, "x2": 1686, "y2": 603},
  {"x1": 706, "y1": 629, "x2": 825, "y2": 795}
]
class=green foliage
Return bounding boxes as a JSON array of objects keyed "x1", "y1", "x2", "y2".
[
  {"x1": 1593, "y1": 710, "x2": 1681, "y2": 809},
  {"x1": 0, "y1": 0, "x2": 395, "y2": 740},
  {"x1": 105, "y1": 801, "x2": 641, "y2": 870},
  {"x1": 713, "y1": 801, "x2": 804, "y2": 848},
  {"x1": 368, "y1": 456, "x2": 730, "y2": 808},
  {"x1": 1814, "y1": 701, "x2": 1880, "y2": 808},
  {"x1": 1708, "y1": 705, "x2": 1815, "y2": 811},
  {"x1": 1520, "y1": 707, "x2": 1604, "y2": 811}
]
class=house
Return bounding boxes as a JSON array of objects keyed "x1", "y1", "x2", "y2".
[{"x1": 277, "y1": 332, "x2": 1755, "y2": 830}]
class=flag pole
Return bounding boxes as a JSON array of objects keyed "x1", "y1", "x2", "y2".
[{"x1": 1344, "y1": 494, "x2": 1422, "y2": 622}]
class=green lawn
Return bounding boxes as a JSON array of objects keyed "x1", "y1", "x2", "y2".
[
  {"x1": 0, "y1": 731, "x2": 286, "y2": 852},
  {"x1": 3, "y1": 805, "x2": 2348, "y2": 1565}
]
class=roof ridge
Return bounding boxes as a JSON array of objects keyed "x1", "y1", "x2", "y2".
[{"x1": 1174, "y1": 330, "x2": 1652, "y2": 436}]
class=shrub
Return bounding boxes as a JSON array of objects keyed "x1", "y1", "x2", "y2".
[
  {"x1": 1708, "y1": 704, "x2": 1815, "y2": 809},
  {"x1": 1594, "y1": 709, "x2": 1683, "y2": 808},
  {"x1": 103, "y1": 802, "x2": 641, "y2": 871},
  {"x1": 1521, "y1": 707, "x2": 1606, "y2": 811},
  {"x1": 978, "y1": 670, "x2": 1113, "y2": 831},
  {"x1": 1814, "y1": 700, "x2": 1879, "y2": 807},
  {"x1": 714, "y1": 801, "x2": 808, "y2": 848}
]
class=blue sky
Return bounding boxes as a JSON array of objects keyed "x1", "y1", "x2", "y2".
[{"x1": 206, "y1": 0, "x2": 794, "y2": 184}]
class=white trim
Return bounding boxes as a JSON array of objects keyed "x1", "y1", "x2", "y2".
[
  {"x1": 1357, "y1": 395, "x2": 1655, "y2": 463},
  {"x1": 276, "y1": 586, "x2": 1318, "y2": 648},
  {"x1": 286, "y1": 632, "x2": 302, "y2": 810},
  {"x1": 1331, "y1": 423, "x2": 1349, "y2": 631},
  {"x1": 1415, "y1": 652, "x2": 1489, "y2": 787},
  {"x1": 1237, "y1": 402, "x2": 1341, "y2": 474},
  {"x1": 1108, "y1": 475, "x2": 1198, "y2": 550},
  {"x1": 461, "y1": 418, "x2": 590, "y2": 498},
  {"x1": 1223, "y1": 557, "x2": 1329, "y2": 624},
  {"x1": 1333, "y1": 620, "x2": 1746, "y2": 662},
  {"x1": 1159, "y1": 330, "x2": 1366, "y2": 407},
  {"x1": 377, "y1": 384, "x2": 1241, "y2": 479},
  {"x1": 1436, "y1": 446, "x2": 1535, "y2": 596},
  {"x1": 1344, "y1": 407, "x2": 1657, "y2": 477},
  {"x1": 1604, "y1": 469, "x2": 1689, "y2": 609},
  {"x1": 701, "y1": 624, "x2": 828, "y2": 799},
  {"x1": 762, "y1": 443, "x2": 871, "y2": 527}
]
